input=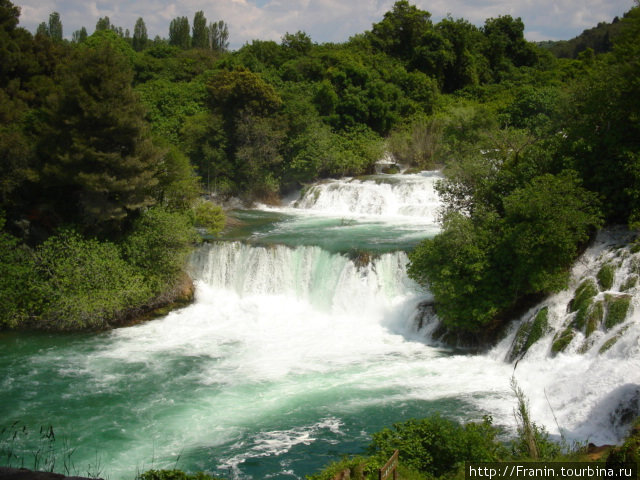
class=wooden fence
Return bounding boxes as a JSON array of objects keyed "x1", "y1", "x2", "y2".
[
  {"x1": 330, "y1": 450, "x2": 399, "y2": 480},
  {"x1": 379, "y1": 450, "x2": 399, "y2": 480}
]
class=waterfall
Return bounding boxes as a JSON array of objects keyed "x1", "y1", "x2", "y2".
[
  {"x1": 292, "y1": 172, "x2": 442, "y2": 222},
  {"x1": 487, "y1": 229, "x2": 640, "y2": 443},
  {"x1": 190, "y1": 241, "x2": 422, "y2": 318}
]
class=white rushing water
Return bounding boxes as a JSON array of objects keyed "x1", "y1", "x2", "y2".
[
  {"x1": 284, "y1": 171, "x2": 443, "y2": 223},
  {"x1": 486, "y1": 230, "x2": 640, "y2": 444}
]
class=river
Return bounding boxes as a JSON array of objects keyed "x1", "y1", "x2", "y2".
[{"x1": 1, "y1": 171, "x2": 638, "y2": 479}]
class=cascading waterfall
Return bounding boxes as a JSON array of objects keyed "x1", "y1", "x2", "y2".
[
  {"x1": 485, "y1": 229, "x2": 640, "y2": 443},
  {"x1": 291, "y1": 172, "x2": 442, "y2": 222},
  {"x1": 190, "y1": 242, "x2": 419, "y2": 316}
]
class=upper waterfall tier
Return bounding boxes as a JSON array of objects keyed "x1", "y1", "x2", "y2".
[{"x1": 292, "y1": 171, "x2": 442, "y2": 222}]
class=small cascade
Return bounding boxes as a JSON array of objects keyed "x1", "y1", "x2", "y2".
[
  {"x1": 486, "y1": 230, "x2": 640, "y2": 443},
  {"x1": 293, "y1": 172, "x2": 442, "y2": 221},
  {"x1": 497, "y1": 230, "x2": 639, "y2": 363}
]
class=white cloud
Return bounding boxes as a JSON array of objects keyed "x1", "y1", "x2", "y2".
[{"x1": 13, "y1": 0, "x2": 636, "y2": 47}]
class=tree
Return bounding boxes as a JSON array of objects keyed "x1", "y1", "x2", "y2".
[
  {"x1": 72, "y1": 27, "x2": 87, "y2": 43},
  {"x1": 501, "y1": 172, "x2": 603, "y2": 294},
  {"x1": 281, "y1": 31, "x2": 312, "y2": 55},
  {"x1": 207, "y1": 68, "x2": 282, "y2": 117},
  {"x1": 370, "y1": 0, "x2": 433, "y2": 60},
  {"x1": 483, "y1": 15, "x2": 538, "y2": 78},
  {"x1": 132, "y1": 17, "x2": 147, "y2": 51},
  {"x1": 169, "y1": 16, "x2": 190, "y2": 49},
  {"x1": 95, "y1": 16, "x2": 110, "y2": 32},
  {"x1": 192, "y1": 11, "x2": 207, "y2": 49},
  {"x1": 39, "y1": 42, "x2": 161, "y2": 233},
  {"x1": 36, "y1": 22, "x2": 47, "y2": 36},
  {"x1": 48, "y1": 11, "x2": 62, "y2": 41},
  {"x1": 208, "y1": 20, "x2": 229, "y2": 52}
]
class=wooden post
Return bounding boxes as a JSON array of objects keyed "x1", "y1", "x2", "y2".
[
  {"x1": 332, "y1": 468, "x2": 350, "y2": 480},
  {"x1": 379, "y1": 450, "x2": 399, "y2": 480}
]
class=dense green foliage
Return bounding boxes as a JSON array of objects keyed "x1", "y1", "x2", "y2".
[
  {"x1": 407, "y1": 3, "x2": 640, "y2": 334},
  {"x1": 368, "y1": 415, "x2": 507, "y2": 477},
  {"x1": 310, "y1": 401, "x2": 568, "y2": 479},
  {"x1": 137, "y1": 470, "x2": 225, "y2": 480}
]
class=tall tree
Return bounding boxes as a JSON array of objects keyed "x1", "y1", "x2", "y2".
[
  {"x1": 95, "y1": 16, "x2": 110, "y2": 32},
  {"x1": 39, "y1": 43, "x2": 161, "y2": 233},
  {"x1": 370, "y1": 0, "x2": 433, "y2": 60},
  {"x1": 208, "y1": 20, "x2": 229, "y2": 52},
  {"x1": 132, "y1": 17, "x2": 147, "y2": 51},
  {"x1": 169, "y1": 16, "x2": 190, "y2": 49},
  {"x1": 192, "y1": 11, "x2": 207, "y2": 49},
  {"x1": 48, "y1": 11, "x2": 62, "y2": 41},
  {"x1": 72, "y1": 26, "x2": 87, "y2": 43},
  {"x1": 36, "y1": 21, "x2": 47, "y2": 36}
]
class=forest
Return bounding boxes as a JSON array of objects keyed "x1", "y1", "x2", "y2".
[{"x1": 0, "y1": 0, "x2": 639, "y2": 337}]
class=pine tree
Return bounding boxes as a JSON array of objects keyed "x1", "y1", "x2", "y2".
[{"x1": 41, "y1": 43, "x2": 161, "y2": 233}]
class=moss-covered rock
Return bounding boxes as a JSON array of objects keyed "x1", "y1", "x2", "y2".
[
  {"x1": 508, "y1": 322, "x2": 532, "y2": 362},
  {"x1": 596, "y1": 263, "x2": 616, "y2": 290},
  {"x1": 599, "y1": 336, "x2": 619, "y2": 353},
  {"x1": 569, "y1": 279, "x2": 599, "y2": 313},
  {"x1": 526, "y1": 307, "x2": 549, "y2": 350},
  {"x1": 585, "y1": 301, "x2": 604, "y2": 337},
  {"x1": 508, "y1": 307, "x2": 550, "y2": 361},
  {"x1": 621, "y1": 275, "x2": 638, "y2": 292},
  {"x1": 604, "y1": 294, "x2": 632, "y2": 330},
  {"x1": 552, "y1": 327, "x2": 575, "y2": 354}
]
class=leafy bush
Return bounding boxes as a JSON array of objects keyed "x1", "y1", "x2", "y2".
[
  {"x1": 193, "y1": 200, "x2": 226, "y2": 235},
  {"x1": 0, "y1": 218, "x2": 39, "y2": 328},
  {"x1": 551, "y1": 327, "x2": 575, "y2": 354},
  {"x1": 368, "y1": 415, "x2": 507, "y2": 477},
  {"x1": 305, "y1": 456, "x2": 372, "y2": 480},
  {"x1": 123, "y1": 207, "x2": 198, "y2": 293},
  {"x1": 35, "y1": 230, "x2": 150, "y2": 329},
  {"x1": 137, "y1": 469, "x2": 225, "y2": 480}
]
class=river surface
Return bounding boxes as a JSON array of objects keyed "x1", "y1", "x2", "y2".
[{"x1": 1, "y1": 171, "x2": 639, "y2": 479}]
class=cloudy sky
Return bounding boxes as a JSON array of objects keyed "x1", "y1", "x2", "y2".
[{"x1": 14, "y1": 0, "x2": 635, "y2": 49}]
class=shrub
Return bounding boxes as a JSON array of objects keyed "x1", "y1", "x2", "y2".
[
  {"x1": 368, "y1": 415, "x2": 507, "y2": 477},
  {"x1": 585, "y1": 301, "x2": 604, "y2": 337},
  {"x1": 35, "y1": 230, "x2": 150, "y2": 329},
  {"x1": 193, "y1": 200, "x2": 226, "y2": 235},
  {"x1": 137, "y1": 470, "x2": 225, "y2": 480},
  {"x1": 551, "y1": 327, "x2": 575, "y2": 354},
  {"x1": 0, "y1": 219, "x2": 40, "y2": 328},
  {"x1": 123, "y1": 207, "x2": 198, "y2": 293}
]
